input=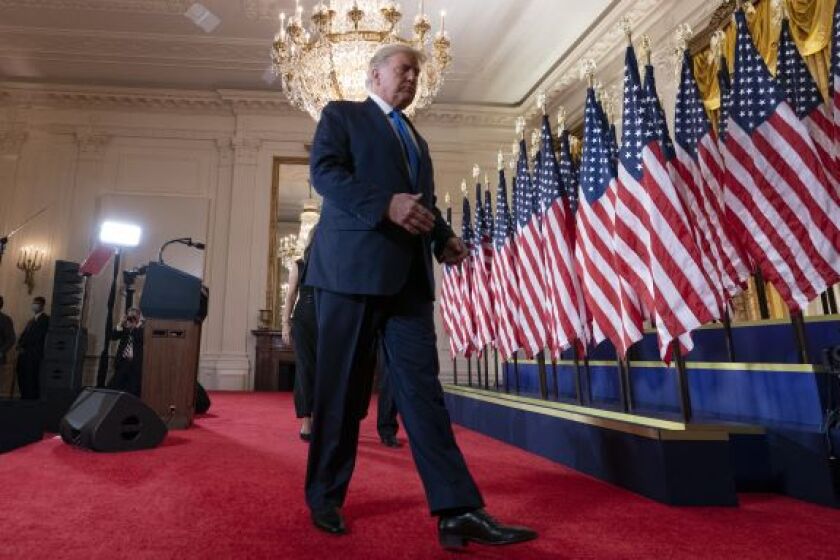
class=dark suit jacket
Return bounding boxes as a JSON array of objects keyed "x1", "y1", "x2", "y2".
[
  {"x1": 112, "y1": 325, "x2": 144, "y2": 364},
  {"x1": 17, "y1": 313, "x2": 49, "y2": 358},
  {"x1": 0, "y1": 312, "x2": 14, "y2": 364},
  {"x1": 306, "y1": 98, "x2": 454, "y2": 298}
]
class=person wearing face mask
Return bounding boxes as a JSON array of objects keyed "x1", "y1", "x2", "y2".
[
  {"x1": 0, "y1": 296, "x2": 16, "y2": 396},
  {"x1": 106, "y1": 307, "x2": 145, "y2": 398},
  {"x1": 303, "y1": 44, "x2": 536, "y2": 548},
  {"x1": 15, "y1": 296, "x2": 49, "y2": 400}
]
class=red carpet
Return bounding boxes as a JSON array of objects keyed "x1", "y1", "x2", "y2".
[{"x1": 1, "y1": 392, "x2": 838, "y2": 559}]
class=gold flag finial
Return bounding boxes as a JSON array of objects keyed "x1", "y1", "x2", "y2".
[
  {"x1": 557, "y1": 106, "x2": 567, "y2": 132},
  {"x1": 618, "y1": 16, "x2": 632, "y2": 44},
  {"x1": 484, "y1": 172, "x2": 489, "y2": 188},
  {"x1": 711, "y1": 29, "x2": 726, "y2": 61},
  {"x1": 444, "y1": 191, "x2": 450, "y2": 206},
  {"x1": 674, "y1": 23, "x2": 693, "y2": 52},
  {"x1": 515, "y1": 116, "x2": 526, "y2": 138},
  {"x1": 497, "y1": 149, "x2": 505, "y2": 171},
  {"x1": 537, "y1": 91, "x2": 547, "y2": 115},
  {"x1": 460, "y1": 179, "x2": 467, "y2": 196},
  {"x1": 640, "y1": 34, "x2": 652, "y2": 66},
  {"x1": 472, "y1": 163, "x2": 480, "y2": 180},
  {"x1": 579, "y1": 58, "x2": 597, "y2": 88}
]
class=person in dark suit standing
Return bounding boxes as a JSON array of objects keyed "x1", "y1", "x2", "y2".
[
  {"x1": 375, "y1": 340, "x2": 401, "y2": 448},
  {"x1": 0, "y1": 296, "x2": 16, "y2": 396},
  {"x1": 107, "y1": 307, "x2": 145, "y2": 397},
  {"x1": 304, "y1": 44, "x2": 536, "y2": 549},
  {"x1": 16, "y1": 296, "x2": 49, "y2": 400}
]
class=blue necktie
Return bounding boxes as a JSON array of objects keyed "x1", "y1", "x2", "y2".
[{"x1": 389, "y1": 110, "x2": 420, "y2": 188}]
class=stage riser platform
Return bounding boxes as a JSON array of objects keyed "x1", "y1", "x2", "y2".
[
  {"x1": 504, "y1": 362, "x2": 827, "y2": 429},
  {"x1": 551, "y1": 317, "x2": 840, "y2": 365},
  {"x1": 444, "y1": 388, "x2": 739, "y2": 506}
]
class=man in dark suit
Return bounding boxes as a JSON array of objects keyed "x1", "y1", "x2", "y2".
[
  {"x1": 16, "y1": 296, "x2": 49, "y2": 400},
  {"x1": 305, "y1": 44, "x2": 536, "y2": 549},
  {"x1": 107, "y1": 308, "x2": 145, "y2": 397},
  {"x1": 0, "y1": 296, "x2": 16, "y2": 395}
]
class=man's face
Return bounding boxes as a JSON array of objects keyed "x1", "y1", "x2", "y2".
[{"x1": 371, "y1": 52, "x2": 420, "y2": 110}]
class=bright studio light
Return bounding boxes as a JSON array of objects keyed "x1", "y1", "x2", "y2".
[{"x1": 99, "y1": 221, "x2": 142, "y2": 248}]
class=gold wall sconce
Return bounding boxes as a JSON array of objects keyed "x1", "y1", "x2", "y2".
[{"x1": 17, "y1": 246, "x2": 44, "y2": 294}]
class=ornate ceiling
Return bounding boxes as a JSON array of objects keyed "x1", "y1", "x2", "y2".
[{"x1": 0, "y1": 0, "x2": 614, "y2": 106}]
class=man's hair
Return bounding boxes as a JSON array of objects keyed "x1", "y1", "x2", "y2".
[
  {"x1": 366, "y1": 44, "x2": 425, "y2": 88},
  {"x1": 33, "y1": 296, "x2": 45, "y2": 306}
]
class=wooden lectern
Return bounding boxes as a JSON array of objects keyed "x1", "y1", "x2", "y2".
[{"x1": 139, "y1": 262, "x2": 208, "y2": 429}]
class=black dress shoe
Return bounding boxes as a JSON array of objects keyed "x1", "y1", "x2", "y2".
[
  {"x1": 380, "y1": 435, "x2": 403, "y2": 448},
  {"x1": 438, "y1": 509, "x2": 536, "y2": 549},
  {"x1": 311, "y1": 508, "x2": 346, "y2": 535}
]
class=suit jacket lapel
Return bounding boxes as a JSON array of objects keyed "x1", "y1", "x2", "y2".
[{"x1": 363, "y1": 98, "x2": 412, "y2": 187}]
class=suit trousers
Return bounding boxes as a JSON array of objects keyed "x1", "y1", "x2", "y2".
[
  {"x1": 16, "y1": 352, "x2": 40, "y2": 400},
  {"x1": 305, "y1": 282, "x2": 484, "y2": 515}
]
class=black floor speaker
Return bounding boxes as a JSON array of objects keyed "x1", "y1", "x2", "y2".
[
  {"x1": 195, "y1": 382, "x2": 211, "y2": 414},
  {"x1": 59, "y1": 388, "x2": 167, "y2": 452},
  {"x1": 0, "y1": 399, "x2": 44, "y2": 453}
]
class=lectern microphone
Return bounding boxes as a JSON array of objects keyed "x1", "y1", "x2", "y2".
[{"x1": 158, "y1": 237, "x2": 207, "y2": 264}]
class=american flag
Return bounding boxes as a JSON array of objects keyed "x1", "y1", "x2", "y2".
[
  {"x1": 490, "y1": 168, "x2": 521, "y2": 360},
  {"x1": 723, "y1": 10, "x2": 840, "y2": 312},
  {"x1": 778, "y1": 18, "x2": 840, "y2": 194},
  {"x1": 537, "y1": 115, "x2": 588, "y2": 358},
  {"x1": 514, "y1": 138, "x2": 548, "y2": 358},
  {"x1": 621, "y1": 44, "x2": 721, "y2": 360},
  {"x1": 718, "y1": 55, "x2": 733, "y2": 144},
  {"x1": 483, "y1": 185, "x2": 496, "y2": 338},
  {"x1": 558, "y1": 129, "x2": 580, "y2": 217},
  {"x1": 831, "y1": 0, "x2": 840, "y2": 189},
  {"x1": 457, "y1": 193, "x2": 476, "y2": 357},
  {"x1": 673, "y1": 51, "x2": 750, "y2": 303},
  {"x1": 576, "y1": 87, "x2": 640, "y2": 356},
  {"x1": 439, "y1": 202, "x2": 469, "y2": 357},
  {"x1": 469, "y1": 181, "x2": 494, "y2": 354},
  {"x1": 611, "y1": 45, "x2": 653, "y2": 353}
]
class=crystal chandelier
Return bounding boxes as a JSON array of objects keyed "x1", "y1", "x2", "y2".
[{"x1": 271, "y1": 0, "x2": 452, "y2": 120}]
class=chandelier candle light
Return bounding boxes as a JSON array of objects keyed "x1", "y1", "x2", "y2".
[{"x1": 271, "y1": 0, "x2": 453, "y2": 120}]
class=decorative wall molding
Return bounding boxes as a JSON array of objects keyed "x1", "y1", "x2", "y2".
[
  {"x1": 0, "y1": 0, "x2": 191, "y2": 14},
  {"x1": 0, "y1": 82, "x2": 522, "y2": 133},
  {"x1": 242, "y1": 0, "x2": 281, "y2": 22},
  {"x1": 74, "y1": 127, "x2": 110, "y2": 159},
  {"x1": 216, "y1": 137, "x2": 234, "y2": 166},
  {"x1": 0, "y1": 82, "x2": 296, "y2": 115},
  {"x1": 232, "y1": 135, "x2": 261, "y2": 166}
]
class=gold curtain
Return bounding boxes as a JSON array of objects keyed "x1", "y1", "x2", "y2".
[{"x1": 694, "y1": 0, "x2": 835, "y2": 128}]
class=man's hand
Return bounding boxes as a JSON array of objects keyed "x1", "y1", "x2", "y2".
[
  {"x1": 439, "y1": 236, "x2": 469, "y2": 265},
  {"x1": 386, "y1": 193, "x2": 435, "y2": 235}
]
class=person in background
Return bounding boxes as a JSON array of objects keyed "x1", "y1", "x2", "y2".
[
  {"x1": 0, "y1": 296, "x2": 16, "y2": 397},
  {"x1": 375, "y1": 342, "x2": 402, "y2": 448},
  {"x1": 16, "y1": 296, "x2": 49, "y2": 400},
  {"x1": 107, "y1": 307, "x2": 145, "y2": 397},
  {"x1": 281, "y1": 226, "x2": 318, "y2": 441}
]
